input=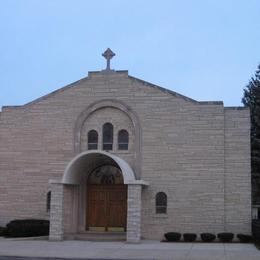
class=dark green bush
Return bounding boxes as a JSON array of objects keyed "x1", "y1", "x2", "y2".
[
  {"x1": 183, "y1": 233, "x2": 197, "y2": 242},
  {"x1": 252, "y1": 220, "x2": 260, "y2": 240},
  {"x1": 200, "y1": 233, "x2": 216, "y2": 242},
  {"x1": 0, "y1": 227, "x2": 6, "y2": 236},
  {"x1": 217, "y1": 232, "x2": 234, "y2": 242},
  {"x1": 237, "y1": 234, "x2": 252, "y2": 243},
  {"x1": 164, "y1": 232, "x2": 181, "y2": 242},
  {"x1": 5, "y1": 219, "x2": 49, "y2": 237}
]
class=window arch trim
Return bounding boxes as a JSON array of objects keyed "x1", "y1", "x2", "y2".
[{"x1": 74, "y1": 99, "x2": 142, "y2": 179}]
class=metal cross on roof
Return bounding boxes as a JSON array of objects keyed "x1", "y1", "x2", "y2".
[{"x1": 102, "y1": 48, "x2": 115, "y2": 70}]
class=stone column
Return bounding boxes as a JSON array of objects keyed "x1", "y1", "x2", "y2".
[
  {"x1": 127, "y1": 184, "x2": 142, "y2": 243},
  {"x1": 49, "y1": 181, "x2": 64, "y2": 241}
]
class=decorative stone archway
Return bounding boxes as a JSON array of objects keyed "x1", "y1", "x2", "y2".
[
  {"x1": 74, "y1": 99, "x2": 142, "y2": 179},
  {"x1": 49, "y1": 150, "x2": 148, "y2": 243}
]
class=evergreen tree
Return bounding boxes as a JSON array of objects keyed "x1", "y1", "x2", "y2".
[{"x1": 242, "y1": 64, "x2": 260, "y2": 204}]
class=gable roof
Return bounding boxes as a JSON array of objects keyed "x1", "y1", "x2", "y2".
[{"x1": 2, "y1": 70, "x2": 223, "y2": 111}]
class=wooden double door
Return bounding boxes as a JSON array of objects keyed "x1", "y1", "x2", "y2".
[{"x1": 87, "y1": 184, "x2": 127, "y2": 231}]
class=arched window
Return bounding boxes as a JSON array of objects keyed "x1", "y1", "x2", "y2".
[
  {"x1": 118, "y1": 129, "x2": 129, "y2": 150},
  {"x1": 103, "y1": 123, "x2": 113, "y2": 150},
  {"x1": 46, "y1": 191, "x2": 51, "y2": 212},
  {"x1": 155, "y1": 192, "x2": 167, "y2": 214},
  {"x1": 88, "y1": 165, "x2": 123, "y2": 185},
  {"x1": 88, "y1": 130, "x2": 98, "y2": 150}
]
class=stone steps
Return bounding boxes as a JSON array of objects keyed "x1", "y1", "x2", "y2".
[{"x1": 64, "y1": 232, "x2": 126, "y2": 241}]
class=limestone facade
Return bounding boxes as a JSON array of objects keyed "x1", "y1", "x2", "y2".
[{"x1": 0, "y1": 69, "x2": 251, "y2": 241}]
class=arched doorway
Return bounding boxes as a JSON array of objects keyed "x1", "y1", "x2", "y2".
[
  {"x1": 86, "y1": 165, "x2": 127, "y2": 232},
  {"x1": 61, "y1": 151, "x2": 136, "y2": 235},
  {"x1": 50, "y1": 150, "x2": 148, "y2": 243}
]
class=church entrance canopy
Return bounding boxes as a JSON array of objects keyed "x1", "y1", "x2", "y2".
[
  {"x1": 62, "y1": 150, "x2": 137, "y2": 185},
  {"x1": 49, "y1": 150, "x2": 148, "y2": 243}
]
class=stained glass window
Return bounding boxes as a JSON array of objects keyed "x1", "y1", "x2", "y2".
[
  {"x1": 155, "y1": 192, "x2": 167, "y2": 214},
  {"x1": 118, "y1": 130, "x2": 129, "y2": 150},
  {"x1": 88, "y1": 130, "x2": 98, "y2": 150},
  {"x1": 88, "y1": 165, "x2": 123, "y2": 185},
  {"x1": 103, "y1": 123, "x2": 113, "y2": 151}
]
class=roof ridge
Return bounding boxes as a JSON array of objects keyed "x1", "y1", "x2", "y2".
[
  {"x1": 128, "y1": 75, "x2": 223, "y2": 105},
  {"x1": 22, "y1": 76, "x2": 90, "y2": 108}
]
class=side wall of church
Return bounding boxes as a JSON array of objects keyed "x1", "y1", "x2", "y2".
[
  {"x1": 0, "y1": 105, "x2": 75, "y2": 226},
  {"x1": 224, "y1": 108, "x2": 251, "y2": 234},
  {"x1": 0, "y1": 71, "x2": 251, "y2": 240},
  {"x1": 140, "y1": 102, "x2": 226, "y2": 238}
]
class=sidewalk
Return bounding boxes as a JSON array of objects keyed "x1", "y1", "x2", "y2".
[{"x1": 0, "y1": 238, "x2": 260, "y2": 260}]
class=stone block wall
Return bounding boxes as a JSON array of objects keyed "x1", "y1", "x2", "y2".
[
  {"x1": 49, "y1": 182, "x2": 63, "y2": 240},
  {"x1": 63, "y1": 185, "x2": 79, "y2": 234},
  {"x1": 224, "y1": 108, "x2": 251, "y2": 233},
  {"x1": 127, "y1": 184, "x2": 142, "y2": 243},
  {"x1": 140, "y1": 103, "x2": 226, "y2": 238},
  {"x1": 0, "y1": 70, "x2": 251, "y2": 240}
]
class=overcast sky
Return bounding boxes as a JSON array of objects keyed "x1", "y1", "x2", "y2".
[{"x1": 0, "y1": 0, "x2": 259, "y2": 109}]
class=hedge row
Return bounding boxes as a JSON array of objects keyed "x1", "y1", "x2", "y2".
[
  {"x1": 164, "y1": 232, "x2": 253, "y2": 243},
  {"x1": 0, "y1": 219, "x2": 49, "y2": 238},
  {"x1": 252, "y1": 220, "x2": 260, "y2": 248},
  {"x1": 0, "y1": 227, "x2": 6, "y2": 236}
]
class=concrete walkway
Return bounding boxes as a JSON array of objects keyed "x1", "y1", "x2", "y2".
[{"x1": 0, "y1": 238, "x2": 260, "y2": 260}]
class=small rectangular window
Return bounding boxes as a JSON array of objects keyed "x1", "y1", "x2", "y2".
[{"x1": 46, "y1": 191, "x2": 51, "y2": 212}]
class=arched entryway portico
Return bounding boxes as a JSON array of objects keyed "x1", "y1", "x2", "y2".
[
  {"x1": 49, "y1": 151, "x2": 148, "y2": 243},
  {"x1": 62, "y1": 150, "x2": 137, "y2": 185}
]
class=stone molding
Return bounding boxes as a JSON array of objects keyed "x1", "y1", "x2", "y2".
[
  {"x1": 74, "y1": 99, "x2": 142, "y2": 179},
  {"x1": 61, "y1": 150, "x2": 137, "y2": 185}
]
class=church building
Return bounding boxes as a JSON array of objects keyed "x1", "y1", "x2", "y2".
[{"x1": 0, "y1": 49, "x2": 251, "y2": 243}]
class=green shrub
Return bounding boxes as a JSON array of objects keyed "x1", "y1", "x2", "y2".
[
  {"x1": 183, "y1": 233, "x2": 197, "y2": 242},
  {"x1": 0, "y1": 227, "x2": 6, "y2": 236},
  {"x1": 5, "y1": 219, "x2": 49, "y2": 237},
  {"x1": 237, "y1": 234, "x2": 252, "y2": 243},
  {"x1": 252, "y1": 220, "x2": 260, "y2": 248},
  {"x1": 164, "y1": 232, "x2": 181, "y2": 242},
  {"x1": 217, "y1": 232, "x2": 234, "y2": 242},
  {"x1": 200, "y1": 233, "x2": 216, "y2": 242}
]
